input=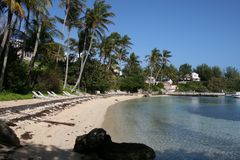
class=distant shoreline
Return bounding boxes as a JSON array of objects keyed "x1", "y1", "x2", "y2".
[{"x1": 166, "y1": 92, "x2": 225, "y2": 97}]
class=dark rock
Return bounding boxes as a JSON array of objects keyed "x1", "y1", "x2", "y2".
[
  {"x1": 143, "y1": 94, "x2": 151, "y2": 97},
  {"x1": 99, "y1": 142, "x2": 155, "y2": 160},
  {"x1": 0, "y1": 120, "x2": 20, "y2": 147},
  {"x1": 73, "y1": 128, "x2": 111, "y2": 153},
  {"x1": 73, "y1": 128, "x2": 155, "y2": 160}
]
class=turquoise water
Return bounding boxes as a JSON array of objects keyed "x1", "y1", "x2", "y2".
[{"x1": 103, "y1": 96, "x2": 240, "y2": 160}]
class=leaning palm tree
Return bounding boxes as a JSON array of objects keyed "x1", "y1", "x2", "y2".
[
  {"x1": 155, "y1": 50, "x2": 172, "y2": 82},
  {"x1": 56, "y1": 0, "x2": 85, "y2": 67},
  {"x1": 56, "y1": 0, "x2": 84, "y2": 89},
  {"x1": 71, "y1": 0, "x2": 115, "y2": 92}
]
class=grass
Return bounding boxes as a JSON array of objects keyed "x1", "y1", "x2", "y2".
[{"x1": 0, "y1": 92, "x2": 32, "y2": 101}]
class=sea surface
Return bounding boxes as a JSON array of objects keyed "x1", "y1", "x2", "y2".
[{"x1": 102, "y1": 96, "x2": 240, "y2": 160}]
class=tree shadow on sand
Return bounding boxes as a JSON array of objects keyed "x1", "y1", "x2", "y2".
[
  {"x1": 9, "y1": 143, "x2": 100, "y2": 160},
  {"x1": 155, "y1": 149, "x2": 237, "y2": 160}
]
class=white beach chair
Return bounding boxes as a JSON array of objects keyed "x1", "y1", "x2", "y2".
[
  {"x1": 32, "y1": 91, "x2": 47, "y2": 99},
  {"x1": 37, "y1": 91, "x2": 49, "y2": 99},
  {"x1": 47, "y1": 91, "x2": 56, "y2": 97},
  {"x1": 63, "y1": 91, "x2": 75, "y2": 97},
  {"x1": 51, "y1": 91, "x2": 61, "y2": 97}
]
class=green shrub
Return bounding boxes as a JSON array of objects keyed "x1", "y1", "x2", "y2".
[
  {"x1": 0, "y1": 92, "x2": 32, "y2": 101},
  {"x1": 177, "y1": 81, "x2": 208, "y2": 92},
  {"x1": 35, "y1": 69, "x2": 62, "y2": 93},
  {"x1": 152, "y1": 83, "x2": 164, "y2": 93}
]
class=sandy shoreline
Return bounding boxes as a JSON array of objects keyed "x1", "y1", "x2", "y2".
[{"x1": 5, "y1": 94, "x2": 142, "y2": 159}]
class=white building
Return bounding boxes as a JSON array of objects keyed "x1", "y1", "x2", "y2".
[
  {"x1": 163, "y1": 79, "x2": 176, "y2": 93},
  {"x1": 191, "y1": 72, "x2": 200, "y2": 81}
]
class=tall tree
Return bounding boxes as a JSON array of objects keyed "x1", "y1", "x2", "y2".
[
  {"x1": 120, "y1": 52, "x2": 144, "y2": 93},
  {"x1": 145, "y1": 48, "x2": 160, "y2": 90},
  {"x1": 179, "y1": 63, "x2": 192, "y2": 79},
  {"x1": 195, "y1": 64, "x2": 212, "y2": 81},
  {"x1": 116, "y1": 35, "x2": 132, "y2": 70},
  {"x1": 71, "y1": 0, "x2": 115, "y2": 92},
  {"x1": 28, "y1": 0, "x2": 52, "y2": 83},
  {"x1": 155, "y1": 50, "x2": 172, "y2": 82},
  {"x1": 211, "y1": 66, "x2": 222, "y2": 78},
  {"x1": 56, "y1": 0, "x2": 85, "y2": 89},
  {"x1": 225, "y1": 66, "x2": 239, "y2": 79},
  {"x1": 56, "y1": 0, "x2": 85, "y2": 68},
  {"x1": 0, "y1": 0, "x2": 25, "y2": 91},
  {"x1": 0, "y1": 0, "x2": 24, "y2": 57}
]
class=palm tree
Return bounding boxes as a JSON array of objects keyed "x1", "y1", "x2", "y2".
[
  {"x1": 20, "y1": 0, "x2": 37, "y2": 62},
  {"x1": 0, "y1": 0, "x2": 25, "y2": 90},
  {"x1": 71, "y1": 0, "x2": 115, "y2": 92},
  {"x1": 155, "y1": 50, "x2": 172, "y2": 82},
  {"x1": 56, "y1": 0, "x2": 85, "y2": 89},
  {"x1": 0, "y1": 0, "x2": 24, "y2": 57},
  {"x1": 115, "y1": 35, "x2": 132, "y2": 71},
  {"x1": 27, "y1": 0, "x2": 52, "y2": 82},
  {"x1": 56, "y1": 0, "x2": 85, "y2": 67},
  {"x1": 145, "y1": 48, "x2": 161, "y2": 91},
  {"x1": 102, "y1": 32, "x2": 120, "y2": 70}
]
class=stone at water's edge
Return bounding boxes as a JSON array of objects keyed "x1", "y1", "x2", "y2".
[
  {"x1": 73, "y1": 128, "x2": 112, "y2": 153},
  {"x1": 0, "y1": 120, "x2": 20, "y2": 147},
  {"x1": 73, "y1": 128, "x2": 156, "y2": 160}
]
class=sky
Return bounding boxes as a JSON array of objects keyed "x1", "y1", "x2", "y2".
[{"x1": 50, "y1": 0, "x2": 240, "y2": 69}]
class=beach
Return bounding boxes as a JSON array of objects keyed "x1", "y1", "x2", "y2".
[{"x1": 2, "y1": 94, "x2": 142, "y2": 159}]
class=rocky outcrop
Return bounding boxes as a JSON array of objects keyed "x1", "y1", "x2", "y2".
[
  {"x1": 0, "y1": 120, "x2": 20, "y2": 147},
  {"x1": 73, "y1": 128, "x2": 155, "y2": 160}
]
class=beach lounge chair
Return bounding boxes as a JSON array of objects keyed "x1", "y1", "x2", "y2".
[
  {"x1": 63, "y1": 91, "x2": 76, "y2": 97},
  {"x1": 50, "y1": 91, "x2": 60, "y2": 97},
  {"x1": 47, "y1": 91, "x2": 57, "y2": 97},
  {"x1": 32, "y1": 91, "x2": 48, "y2": 99},
  {"x1": 37, "y1": 91, "x2": 49, "y2": 98}
]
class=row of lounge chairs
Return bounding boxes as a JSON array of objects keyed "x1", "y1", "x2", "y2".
[{"x1": 32, "y1": 91, "x2": 77, "y2": 99}]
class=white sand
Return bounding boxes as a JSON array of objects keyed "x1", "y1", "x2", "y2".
[{"x1": 8, "y1": 95, "x2": 142, "y2": 159}]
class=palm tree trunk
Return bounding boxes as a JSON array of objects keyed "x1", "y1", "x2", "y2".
[
  {"x1": 71, "y1": 32, "x2": 94, "y2": 92},
  {"x1": 0, "y1": 10, "x2": 13, "y2": 58},
  {"x1": 21, "y1": 8, "x2": 30, "y2": 62},
  {"x1": 108, "y1": 54, "x2": 112, "y2": 70},
  {"x1": 63, "y1": 28, "x2": 71, "y2": 89},
  {"x1": 55, "y1": 6, "x2": 70, "y2": 68},
  {"x1": 28, "y1": 18, "x2": 42, "y2": 82},
  {"x1": 0, "y1": 15, "x2": 16, "y2": 91},
  {"x1": 148, "y1": 67, "x2": 153, "y2": 93},
  {"x1": 155, "y1": 65, "x2": 163, "y2": 82}
]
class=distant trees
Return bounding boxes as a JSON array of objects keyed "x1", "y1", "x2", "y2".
[
  {"x1": 145, "y1": 48, "x2": 172, "y2": 83},
  {"x1": 194, "y1": 64, "x2": 212, "y2": 81},
  {"x1": 179, "y1": 63, "x2": 192, "y2": 79},
  {"x1": 225, "y1": 66, "x2": 239, "y2": 79},
  {"x1": 177, "y1": 63, "x2": 240, "y2": 92}
]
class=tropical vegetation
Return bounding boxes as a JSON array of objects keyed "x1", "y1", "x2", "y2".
[{"x1": 0, "y1": 0, "x2": 240, "y2": 100}]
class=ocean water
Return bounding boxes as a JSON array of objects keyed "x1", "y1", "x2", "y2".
[{"x1": 102, "y1": 96, "x2": 240, "y2": 160}]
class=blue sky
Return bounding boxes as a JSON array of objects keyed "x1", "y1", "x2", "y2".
[{"x1": 51, "y1": 0, "x2": 240, "y2": 69}]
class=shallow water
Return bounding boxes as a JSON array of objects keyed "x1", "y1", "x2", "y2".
[{"x1": 102, "y1": 96, "x2": 240, "y2": 160}]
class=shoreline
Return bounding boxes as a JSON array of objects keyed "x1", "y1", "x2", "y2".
[{"x1": 7, "y1": 94, "x2": 142, "y2": 159}]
